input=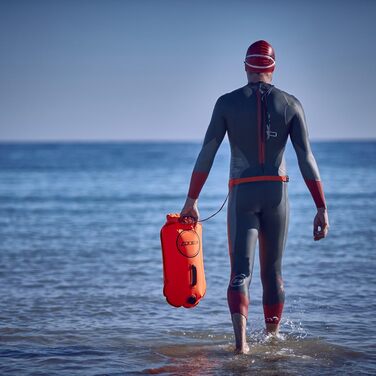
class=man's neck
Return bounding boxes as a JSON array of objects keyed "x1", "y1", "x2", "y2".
[{"x1": 247, "y1": 72, "x2": 272, "y2": 84}]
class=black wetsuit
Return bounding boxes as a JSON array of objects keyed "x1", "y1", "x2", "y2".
[{"x1": 187, "y1": 81, "x2": 326, "y2": 323}]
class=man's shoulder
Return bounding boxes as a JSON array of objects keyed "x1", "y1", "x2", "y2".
[
  {"x1": 272, "y1": 86, "x2": 305, "y2": 122},
  {"x1": 272, "y1": 86, "x2": 301, "y2": 107},
  {"x1": 215, "y1": 86, "x2": 255, "y2": 109},
  {"x1": 217, "y1": 86, "x2": 245, "y2": 101},
  {"x1": 211, "y1": 87, "x2": 244, "y2": 113}
]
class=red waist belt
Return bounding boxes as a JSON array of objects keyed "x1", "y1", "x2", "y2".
[{"x1": 229, "y1": 175, "x2": 289, "y2": 189}]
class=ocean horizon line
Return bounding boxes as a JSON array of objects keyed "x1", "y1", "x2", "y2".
[{"x1": 0, "y1": 138, "x2": 375, "y2": 144}]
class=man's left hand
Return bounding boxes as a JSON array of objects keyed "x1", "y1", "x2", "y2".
[{"x1": 313, "y1": 208, "x2": 329, "y2": 241}]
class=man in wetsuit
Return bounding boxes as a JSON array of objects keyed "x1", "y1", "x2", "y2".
[{"x1": 180, "y1": 40, "x2": 329, "y2": 354}]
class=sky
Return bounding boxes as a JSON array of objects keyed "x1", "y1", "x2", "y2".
[{"x1": 0, "y1": 0, "x2": 375, "y2": 141}]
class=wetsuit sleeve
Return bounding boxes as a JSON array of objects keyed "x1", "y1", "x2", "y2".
[
  {"x1": 187, "y1": 97, "x2": 227, "y2": 199},
  {"x1": 288, "y1": 98, "x2": 327, "y2": 209}
]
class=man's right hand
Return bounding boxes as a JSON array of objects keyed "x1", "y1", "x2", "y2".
[
  {"x1": 313, "y1": 208, "x2": 329, "y2": 241},
  {"x1": 180, "y1": 197, "x2": 199, "y2": 224}
]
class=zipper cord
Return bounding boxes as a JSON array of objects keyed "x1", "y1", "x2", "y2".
[{"x1": 257, "y1": 88, "x2": 263, "y2": 165}]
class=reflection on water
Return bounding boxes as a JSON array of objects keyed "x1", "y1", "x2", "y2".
[{"x1": 145, "y1": 330, "x2": 364, "y2": 376}]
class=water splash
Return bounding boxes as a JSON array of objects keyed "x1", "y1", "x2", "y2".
[{"x1": 282, "y1": 318, "x2": 308, "y2": 339}]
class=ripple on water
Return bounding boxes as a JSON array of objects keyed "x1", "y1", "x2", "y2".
[{"x1": 143, "y1": 329, "x2": 366, "y2": 376}]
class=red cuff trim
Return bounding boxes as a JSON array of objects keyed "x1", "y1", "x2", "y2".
[
  {"x1": 227, "y1": 290, "x2": 249, "y2": 318},
  {"x1": 263, "y1": 303, "x2": 284, "y2": 324},
  {"x1": 304, "y1": 179, "x2": 326, "y2": 209},
  {"x1": 188, "y1": 171, "x2": 208, "y2": 199}
]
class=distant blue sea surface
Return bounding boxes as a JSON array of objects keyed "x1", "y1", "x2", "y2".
[{"x1": 0, "y1": 141, "x2": 375, "y2": 375}]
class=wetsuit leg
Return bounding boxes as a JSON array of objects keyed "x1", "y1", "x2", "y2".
[
  {"x1": 258, "y1": 182, "x2": 289, "y2": 325},
  {"x1": 227, "y1": 185, "x2": 260, "y2": 319}
]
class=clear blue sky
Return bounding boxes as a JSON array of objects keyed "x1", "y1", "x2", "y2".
[{"x1": 0, "y1": 0, "x2": 375, "y2": 141}]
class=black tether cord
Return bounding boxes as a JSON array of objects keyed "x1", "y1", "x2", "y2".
[{"x1": 198, "y1": 192, "x2": 229, "y2": 223}]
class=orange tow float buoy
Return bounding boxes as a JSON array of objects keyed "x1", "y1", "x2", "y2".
[{"x1": 160, "y1": 213, "x2": 206, "y2": 308}]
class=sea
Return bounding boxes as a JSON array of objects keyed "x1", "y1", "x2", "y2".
[{"x1": 0, "y1": 141, "x2": 375, "y2": 375}]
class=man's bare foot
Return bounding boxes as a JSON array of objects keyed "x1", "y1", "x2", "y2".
[
  {"x1": 265, "y1": 323, "x2": 279, "y2": 335},
  {"x1": 234, "y1": 342, "x2": 250, "y2": 354}
]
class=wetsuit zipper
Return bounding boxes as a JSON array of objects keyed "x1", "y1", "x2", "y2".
[{"x1": 256, "y1": 89, "x2": 265, "y2": 170}]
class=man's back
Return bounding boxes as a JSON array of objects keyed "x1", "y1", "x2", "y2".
[
  {"x1": 221, "y1": 81, "x2": 291, "y2": 179},
  {"x1": 194, "y1": 81, "x2": 321, "y2": 184}
]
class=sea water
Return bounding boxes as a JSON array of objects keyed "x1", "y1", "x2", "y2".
[{"x1": 0, "y1": 141, "x2": 375, "y2": 375}]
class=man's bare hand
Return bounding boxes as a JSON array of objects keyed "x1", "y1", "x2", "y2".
[
  {"x1": 313, "y1": 208, "x2": 329, "y2": 241},
  {"x1": 180, "y1": 197, "x2": 199, "y2": 224}
]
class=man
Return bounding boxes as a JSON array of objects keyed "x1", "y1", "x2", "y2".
[{"x1": 180, "y1": 40, "x2": 329, "y2": 354}]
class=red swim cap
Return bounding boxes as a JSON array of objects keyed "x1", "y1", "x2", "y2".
[{"x1": 244, "y1": 40, "x2": 276, "y2": 73}]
